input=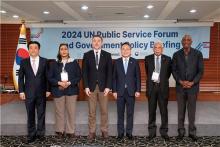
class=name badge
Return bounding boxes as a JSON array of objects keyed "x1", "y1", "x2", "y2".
[
  {"x1": 61, "y1": 71, "x2": 68, "y2": 82},
  {"x1": 151, "y1": 72, "x2": 159, "y2": 82}
]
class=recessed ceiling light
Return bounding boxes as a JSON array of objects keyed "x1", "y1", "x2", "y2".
[
  {"x1": 43, "y1": 11, "x2": 50, "y2": 14},
  {"x1": 147, "y1": 5, "x2": 154, "y2": 9},
  {"x1": 81, "y1": 5, "x2": 88, "y2": 10},
  {"x1": 189, "y1": 9, "x2": 197, "y2": 13},
  {"x1": 13, "y1": 15, "x2": 19, "y2": 18},
  {"x1": 0, "y1": 10, "x2": 7, "y2": 14},
  {"x1": 144, "y1": 14, "x2": 149, "y2": 18}
]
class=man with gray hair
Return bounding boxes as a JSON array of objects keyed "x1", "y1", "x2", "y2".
[
  {"x1": 145, "y1": 41, "x2": 172, "y2": 141},
  {"x1": 172, "y1": 35, "x2": 204, "y2": 141}
]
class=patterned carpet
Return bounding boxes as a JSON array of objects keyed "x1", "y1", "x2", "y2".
[{"x1": 1, "y1": 136, "x2": 220, "y2": 147}]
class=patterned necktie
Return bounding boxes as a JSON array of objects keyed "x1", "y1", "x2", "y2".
[
  {"x1": 124, "y1": 58, "x2": 128, "y2": 74},
  {"x1": 32, "y1": 59, "x2": 37, "y2": 75},
  {"x1": 95, "y1": 52, "x2": 99, "y2": 69},
  {"x1": 155, "y1": 56, "x2": 160, "y2": 73}
]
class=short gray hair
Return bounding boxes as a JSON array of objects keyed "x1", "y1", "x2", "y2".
[
  {"x1": 182, "y1": 34, "x2": 192, "y2": 41},
  {"x1": 153, "y1": 40, "x2": 164, "y2": 48}
]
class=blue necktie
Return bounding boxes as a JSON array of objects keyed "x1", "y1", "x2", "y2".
[{"x1": 124, "y1": 58, "x2": 128, "y2": 74}]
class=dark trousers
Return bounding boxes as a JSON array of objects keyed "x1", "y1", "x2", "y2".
[
  {"x1": 177, "y1": 91, "x2": 197, "y2": 136},
  {"x1": 25, "y1": 96, "x2": 46, "y2": 139},
  {"x1": 148, "y1": 83, "x2": 168, "y2": 136},
  {"x1": 117, "y1": 89, "x2": 135, "y2": 135}
]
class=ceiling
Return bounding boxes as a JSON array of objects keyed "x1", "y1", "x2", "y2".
[{"x1": 1, "y1": 0, "x2": 220, "y2": 24}]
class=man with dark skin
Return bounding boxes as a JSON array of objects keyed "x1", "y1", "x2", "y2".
[{"x1": 172, "y1": 35, "x2": 204, "y2": 141}]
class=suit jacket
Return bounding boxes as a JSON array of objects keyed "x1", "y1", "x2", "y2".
[
  {"x1": 145, "y1": 54, "x2": 172, "y2": 98},
  {"x1": 112, "y1": 57, "x2": 141, "y2": 97},
  {"x1": 82, "y1": 50, "x2": 112, "y2": 92},
  {"x1": 18, "y1": 57, "x2": 49, "y2": 98},
  {"x1": 172, "y1": 48, "x2": 204, "y2": 94},
  {"x1": 48, "y1": 60, "x2": 81, "y2": 97}
]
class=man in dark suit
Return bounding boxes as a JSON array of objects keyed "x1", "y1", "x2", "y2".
[
  {"x1": 19, "y1": 41, "x2": 50, "y2": 143},
  {"x1": 172, "y1": 35, "x2": 204, "y2": 141},
  {"x1": 82, "y1": 35, "x2": 112, "y2": 140},
  {"x1": 145, "y1": 41, "x2": 171, "y2": 141},
  {"x1": 112, "y1": 42, "x2": 141, "y2": 140}
]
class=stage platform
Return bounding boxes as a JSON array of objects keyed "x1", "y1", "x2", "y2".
[{"x1": 1, "y1": 101, "x2": 220, "y2": 136}]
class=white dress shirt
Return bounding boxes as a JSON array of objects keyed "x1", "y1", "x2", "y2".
[
  {"x1": 30, "y1": 56, "x2": 39, "y2": 74},
  {"x1": 122, "y1": 57, "x2": 130, "y2": 65}
]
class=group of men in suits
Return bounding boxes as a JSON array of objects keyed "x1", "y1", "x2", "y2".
[
  {"x1": 18, "y1": 34, "x2": 203, "y2": 143},
  {"x1": 145, "y1": 34, "x2": 203, "y2": 141}
]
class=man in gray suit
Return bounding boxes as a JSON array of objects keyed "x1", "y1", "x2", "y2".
[{"x1": 172, "y1": 35, "x2": 204, "y2": 141}]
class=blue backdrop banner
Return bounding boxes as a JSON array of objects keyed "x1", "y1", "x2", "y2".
[{"x1": 31, "y1": 27, "x2": 210, "y2": 59}]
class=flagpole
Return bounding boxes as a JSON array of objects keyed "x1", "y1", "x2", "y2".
[
  {"x1": 12, "y1": 20, "x2": 29, "y2": 91},
  {"x1": 20, "y1": 20, "x2": 26, "y2": 36}
]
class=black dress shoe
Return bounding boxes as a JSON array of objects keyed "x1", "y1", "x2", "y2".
[
  {"x1": 36, "y1": 135, "x2": 45, "y2": 141},
  {"x1": 161, "y1": 135, "x2": 169, "y2": 141},
  {"x1": 189, "y1": 134, "x2": 198, "y2": 141},
  {"x1": 176, "y1": 134, "x2": 184, "y2": 140},
  {"x1": 117, "y1": 134, "x2": 124, "y2": 140},
  {"x1": 126, "y1": 133, "x2": 133, "y2": 140},
  {"x1": 27, "y1": 136, "x2": 36, "y2": 144},
  {"x1": 148, "y1": 135, "x2": 156, "y2": 140}
]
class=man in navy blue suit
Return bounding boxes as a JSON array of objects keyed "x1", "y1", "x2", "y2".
[
  {"x1": 19, "y1": 41, "x2": 50, "y2": 143},
  {"x1": 112, "y1": 42, "x2": 141, "y2": 140}
]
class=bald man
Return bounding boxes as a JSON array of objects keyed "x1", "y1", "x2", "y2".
[
  {"x1": 172, "y1": 35, "x2": 204, "y2": 141},
  {"x1": 145, "y1": 41, "x2": 172, "y2": 141}
]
